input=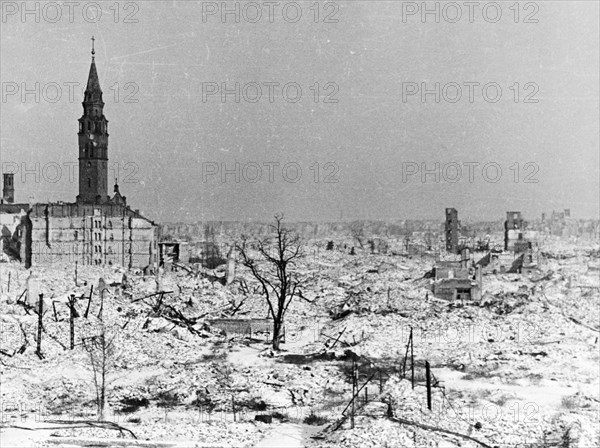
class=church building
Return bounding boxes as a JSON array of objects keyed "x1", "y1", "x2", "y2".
[{"x1": 0, "y1": 39, "x2": 158, "y2": 269}]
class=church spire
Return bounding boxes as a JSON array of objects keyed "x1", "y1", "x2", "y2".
[
  {"x1": 77, "y1": 37, "x2": 109, "y2": 204},
  {"x1": 84, "y1": 36, "x2": 102, "y2": 105}
]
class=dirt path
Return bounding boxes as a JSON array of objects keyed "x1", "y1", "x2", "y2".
[
  {"x1": 255, "y1": 423, "x2": 305, "y2": 447},
  {"x1": 255, "y1": 423, "x2": 324, "y2": 448},
  {"x1": 240, "y1": 323, "x2": 328, "y2": 448}
]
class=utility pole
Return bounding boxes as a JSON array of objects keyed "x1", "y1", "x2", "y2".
[
  {"x1": 36, "y1": 294, "x2": 44, "y2": 359},
  {"x1": 155, "y1": 225, "x2": 161, "y2": 291},
  {"x1": 68, "y1": 295, "x2": 76, "y2": 349},
  {"x1": 411, "y1": 328, "x2": 415, "y2": 390},
  {"x1": 402, "y1": 327, "x2": 415, "y2": 388},
  {"x1": 425, "y1": 361, "x2": 432, "y2": 411}
]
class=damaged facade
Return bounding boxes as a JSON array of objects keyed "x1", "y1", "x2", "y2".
[
  {"x1": 445, "y1": 208, "x2": 460, "y2": 254},
  {"x1": 504, "y1": 211, "x2": 527, "y2": 252},
  {"x1": 475, "y1": 250, "x2": 540, "y2": 275},
  {"x1": 0, "y1": 45, "x2": 157, "y2": 269},
  {"x1": 431, "y1": 254, "x2": 482, "y2": 301},
  {"x1": 159, "y1": 241, "x2": 190, "y2": 266}
]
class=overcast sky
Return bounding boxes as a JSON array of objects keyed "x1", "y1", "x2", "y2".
[{"x1": 1, "y1": 1, "x2": 598, "y2": 223}]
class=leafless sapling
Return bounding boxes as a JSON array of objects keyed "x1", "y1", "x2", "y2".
[{"x1": 82, "y1": 323, "x2": 119, "y2": 421}]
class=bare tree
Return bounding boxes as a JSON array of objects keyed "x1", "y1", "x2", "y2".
[
  {"x1": 236, "y1": 214, "x2": 303, "y2": 350},
  {"x1": 82, "y1": 323, "x2": 119, "y2": 420},
  {"x1": 349, "y1": 221, "x2": 366, "y2": 249}
]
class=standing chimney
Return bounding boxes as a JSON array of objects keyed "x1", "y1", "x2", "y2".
[{"x1": 3, "y1": 173, "x2": 15, "y2": 203}]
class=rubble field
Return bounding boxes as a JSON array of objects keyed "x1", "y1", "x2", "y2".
[{"x1": 0, "y1": 235, "x2": 599, "y2": 447}]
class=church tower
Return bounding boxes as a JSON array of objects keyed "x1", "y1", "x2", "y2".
[{"x1": 77, "y1": 37, "x2": 109, "y2": 204}]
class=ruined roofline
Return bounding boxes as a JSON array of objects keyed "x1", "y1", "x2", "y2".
[
  {"x1": 0, "y1": 203, "x2": 30, "y2": 213},
  {"x1": 25, "y1": 202, "x2": 158, "y2": 226}
]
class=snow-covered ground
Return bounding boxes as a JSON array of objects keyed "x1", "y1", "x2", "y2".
[{"x1": 1, "y1": 236, "x2": 598, "y2": 447}]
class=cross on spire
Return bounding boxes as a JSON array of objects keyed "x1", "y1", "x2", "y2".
[{"x1": 91, "y1": 36, "x2": 95, "y2": 59}]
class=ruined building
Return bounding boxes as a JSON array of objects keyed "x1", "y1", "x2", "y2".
[
  {"x1": 0, "y1": 40, "x2": 158, "y2": 269},
  {"x1": 3, "y1": 174, "x2": 15, "y2": 204},
  {"x1": 538, "y1": 209, "x2": 599, "y2": 239},
  {"x1": 504, "y1": 211, "x2": 527, "y2": 252},
  {"x1": 431, "y1": 258, "x2": 482, "y2": 301},
  {"x1": 445, "y1": 208, "x2": 459, "y2": 254}
]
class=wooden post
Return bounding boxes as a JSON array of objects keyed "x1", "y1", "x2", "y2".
[
  {"x1": 155, "y1": 226, "x2": 160, "y2": 289},
  {"x1": 350, "y1": 358, "x2": 356, "y2": 429},
  {"x1": 16, "y1": 289, "x2": 27, "y2": 305},
  {"x1": 7, "y1": 272, "x2": 11, "y2": 293},
  {"x1": 52, "y1": 302, "x2": 59, "y2": 322},
  {"x1": 98, "y1": 288, "x2": 104, "y2": 321},
  {"x1": 379, "y1": 370, "x2": 383, "y2": 393},
  {"x1": 402, "y1": 327, "x2": 413, "y2": 380},
  {"x1": 232, "y1": 395, "x2": 236, "y2": 422},
  {"x1": 364, "y1": 386, "x2": 368, "y2": 404},
  {"x1": 425, "y1": 361, "x2": 432, "y2": 411},
  {"x1": 410, "y1": 328, "x2": 415, "y2": 390},
  {"x1": 36, "y1": 294, "x2": 43, "y2": 358},
  {"x1": 84, "y1": 293, "x2": 91, "y2": 318},
  {"x1": 155, "y1": 250, "x2": 160, "y2": 292},
  {"x1": 69, "y1": 295, "x2": 76, "y2": 350},
  {"x1": 74, "y1": 261, "x2": 78, "y2": 286}
]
